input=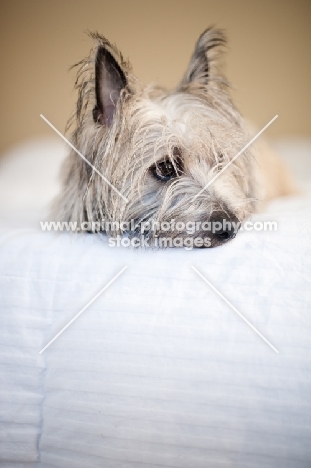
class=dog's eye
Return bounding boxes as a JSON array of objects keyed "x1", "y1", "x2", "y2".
[
  {"x1": 153, "y1": 160, "x2": 177, "y2": 181},
  {"x1": 151, "y1": 148, "x2": 183, "y2": 182}
]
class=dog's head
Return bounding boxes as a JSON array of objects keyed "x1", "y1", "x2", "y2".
[{"x1": 57, "y1": 29, "x2": 260, "y2": 247}]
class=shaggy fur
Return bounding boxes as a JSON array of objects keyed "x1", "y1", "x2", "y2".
[{"x1": 53, "y1": 28, "x2": 295, "y2": 247}]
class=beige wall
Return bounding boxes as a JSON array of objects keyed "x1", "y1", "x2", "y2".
[{"x1": 1, "y1": 0, "x2": 310, "y2": 155}]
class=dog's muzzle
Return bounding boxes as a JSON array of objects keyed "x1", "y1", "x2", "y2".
[{"x1": 206, "y1": 211, "x2": 240, "y2": 247}]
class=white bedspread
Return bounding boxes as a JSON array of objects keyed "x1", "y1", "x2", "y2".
[{"x1": 0, "y1": 138, "x2": 310, "y2": 467}]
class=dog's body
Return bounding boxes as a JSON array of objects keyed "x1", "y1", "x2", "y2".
[{"x1": 54, "y1": 28, "x2": 295, "y2": 247}]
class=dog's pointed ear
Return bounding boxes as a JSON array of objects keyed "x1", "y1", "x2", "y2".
[
  {"x1": 93, "y1": 45, "x2": 127, "y2": 126},
  {"x1": 179, "y1": 28, "x2": 227, "y2": 88}
]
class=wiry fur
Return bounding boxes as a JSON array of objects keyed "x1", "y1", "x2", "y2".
[{"x1": 53, "y1": 28, "x2": 295, "y2": 247}]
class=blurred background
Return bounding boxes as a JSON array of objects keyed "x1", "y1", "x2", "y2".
[{"x1": 0, "y1": 0, "x2": 310, "y2": 156}]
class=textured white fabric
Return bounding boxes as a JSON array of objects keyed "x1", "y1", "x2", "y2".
[{"x1": 0, "y1": 138, "x2": 311, "y2": 467}]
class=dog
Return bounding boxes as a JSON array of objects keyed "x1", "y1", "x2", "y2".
[{"x1": 53, "y1": 28, "x2": 296, "y2": 248}]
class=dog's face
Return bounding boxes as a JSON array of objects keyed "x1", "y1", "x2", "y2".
[{"x1": 57, "y1": 29, "x2": 260, "y2": 247}]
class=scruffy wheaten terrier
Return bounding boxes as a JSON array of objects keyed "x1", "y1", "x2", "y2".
[{"x1": 54, "y1": 28, "x2": 295, "y2": 248}]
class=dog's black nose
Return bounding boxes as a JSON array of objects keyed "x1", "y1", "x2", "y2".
[{"x1": 209, "y1": 211, "x2": 239, "y2": 245}]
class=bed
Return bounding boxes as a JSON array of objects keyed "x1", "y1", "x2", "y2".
[{"x1": 0, "y1": 137, "x2": 310, "y2": 467}]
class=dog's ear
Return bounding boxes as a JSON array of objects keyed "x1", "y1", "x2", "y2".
[
  {"x1": 93, "y1": 45, "x2": 127, "y2": 126},
  {"x1": 179, "y1": 28, "x2": 227, "y2": 88}
]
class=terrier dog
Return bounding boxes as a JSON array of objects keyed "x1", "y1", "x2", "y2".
[{"x1": 54, "y1": 28, "x2": 295, "y2": 247}]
